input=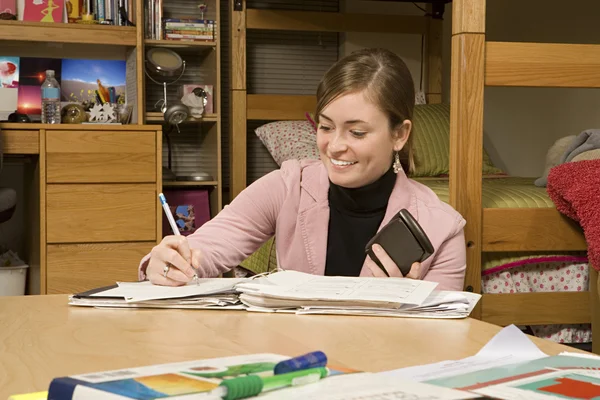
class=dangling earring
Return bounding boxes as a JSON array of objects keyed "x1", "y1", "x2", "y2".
[{"x1": 393, "y1": 151, "x2": 402, "y2": 174}]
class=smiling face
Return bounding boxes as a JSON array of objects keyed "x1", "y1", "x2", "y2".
[{"x1": 316, "y1": 90, "x2": 411, "y2": 188}]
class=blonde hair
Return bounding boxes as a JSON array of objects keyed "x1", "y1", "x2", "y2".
[{"x1": 315, "y1": 48, "x2": 415, "y2": 173}]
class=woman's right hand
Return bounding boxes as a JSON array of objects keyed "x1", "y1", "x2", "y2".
[{"x1": 146, "y1": 235, "x2": 202, "y2": 286}]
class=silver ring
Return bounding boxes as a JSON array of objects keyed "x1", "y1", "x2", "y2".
[{"x1": 163, "y1": 264, "x2": 170, "y2": 278}]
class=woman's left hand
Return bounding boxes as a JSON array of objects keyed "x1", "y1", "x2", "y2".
[{"x1": 366, "y1": 244, "x2": 421, "y2": 279}]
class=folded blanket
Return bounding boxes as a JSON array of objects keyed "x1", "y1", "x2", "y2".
[
  {"x1": 547, "y1": 159, "x2": 600, "y2": 271},
  {"x1": 536, "y1": 129, "x2": 600, "y2": 187}
]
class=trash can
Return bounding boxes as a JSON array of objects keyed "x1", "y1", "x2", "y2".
[{"x1": 0, "y1": 264, "x2": 29, "y2": 296}]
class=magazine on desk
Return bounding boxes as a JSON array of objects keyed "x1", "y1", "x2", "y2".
[
  {"x1": 44, "y1": 353, "x2": 479, "y2": 400},
  {"x1": 385, "y1": 324, "x2": 600, "y2": 400},
  {"x1": 68, "y1": 270, "x2": 481, "y2": 319}
]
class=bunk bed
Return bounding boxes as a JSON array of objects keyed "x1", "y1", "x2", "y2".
[
  {"x1": 229, "y1": 1, "x2": 446, "y2": 198},
  {"x1": 229, "y1": 0, "x2": 596, "y2": 349},
  {"x1": 449, "y1": 0, "x2": 594, "y2": 349}
]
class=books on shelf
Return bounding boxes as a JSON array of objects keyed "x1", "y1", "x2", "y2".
[
  {"x1": 12, "y1": 0, "x2": 134, "y2": 25},
  {"x1": 68, "y1": 270, "x2": 481, "y2": 319},
  {"x1": 163, "y1": 18, "x2": 216, "y2": 42},
  {"x1": 144, "y1": 0, "x2": 217, "y2": 42}
]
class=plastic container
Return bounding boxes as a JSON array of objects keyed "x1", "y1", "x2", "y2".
[
  {"x1": 41, "y1": 70, "x2": 61, "y2": 124},
  {"x1": 0, "y1": 264, "x2": 29, "y2": 296}
]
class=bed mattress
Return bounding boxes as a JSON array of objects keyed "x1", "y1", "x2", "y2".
[{"x1": 414, "y1": 176, "x2": 555, "y2": 208}]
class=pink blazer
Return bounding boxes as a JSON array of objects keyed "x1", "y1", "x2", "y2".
[{"x1": 140, "y1": 160, "x2": 467, "y2": 290}]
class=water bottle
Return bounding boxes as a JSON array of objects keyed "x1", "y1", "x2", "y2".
[{"x1": 41, "y1": 70, "x2": 61, "y2": 124}]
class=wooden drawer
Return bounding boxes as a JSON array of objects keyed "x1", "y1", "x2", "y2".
[
  {"x1": 46, "y1": 242, "x2": 155, "y2": 294},
  {"x1": 46, "y1": 183, "x2": 156, "y2": 243},
  {"x1": 46, "y1": 130, "x2": 156, "y2": 183},
  {"x1": 2, "y1": 130, "x2": 39, "y2": 154}
]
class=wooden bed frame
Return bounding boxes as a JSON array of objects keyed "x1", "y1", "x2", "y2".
[
  {"x1": 451, "y1": 0, "x2": 594, "y2": 337},
  {"x1": 229, "y1": 2, "x2": 444, "y2": 198},
  {"x1": 229, "y1": 0, "x2": 597, "y2": 349}
]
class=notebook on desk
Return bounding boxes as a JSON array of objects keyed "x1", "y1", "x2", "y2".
[{"x1": 68, "y1": 279, "x2": 247, "y2": 310}]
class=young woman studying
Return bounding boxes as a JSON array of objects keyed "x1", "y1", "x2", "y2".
[{"x1": 139, "y1": 48, "x2": 467, "y2": 291}]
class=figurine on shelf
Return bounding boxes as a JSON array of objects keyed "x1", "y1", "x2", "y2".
[
  {"x1": 61, "y1": 103, "x2": 88, "y2": 124},
  {"x1": 198, "y1": 3, "x2": 207, "y2": 21},
  {"x1": 87, "y1": 103, "x2": 117, "y2": 123},
  {"x1": 181, "y1": 87, "x2": 208, "y2": 118}
]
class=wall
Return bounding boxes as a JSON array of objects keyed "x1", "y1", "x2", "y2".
[
  {"x1": 346, "y1": 0, "x2": 600, "y2": 177},
  {"x1": 340, "y1": 0, "x2": 426, "y2": 95},
  {"x1": 473, "y1": 0, "x2": 600, "y2": 176}
]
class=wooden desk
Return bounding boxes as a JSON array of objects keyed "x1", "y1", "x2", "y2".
[
  {"x1": 0, "y1": 123, "x2": 162, "y2": 295},
  {"x1": 0, "y1": 295, "x2": 586, "y2": 398}
]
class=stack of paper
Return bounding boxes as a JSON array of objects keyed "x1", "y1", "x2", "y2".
[
  {"x1": 68, "y1": 278, "x2": 248, "y2": 310},
  {"x1": 236, "y1": 271, "x2": 481, "y2": 319},
  {"x1": 68, "y1": 271, "x2": 481, "y2": 318}
]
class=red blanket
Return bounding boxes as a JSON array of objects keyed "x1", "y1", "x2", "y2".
[{"x1": 547, "y1": 159, "x2": 600, "y2": 271}]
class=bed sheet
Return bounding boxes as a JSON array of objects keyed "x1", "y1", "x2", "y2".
[{"x1": 417, "y1": 176, "x2": 591, "y2": 344}]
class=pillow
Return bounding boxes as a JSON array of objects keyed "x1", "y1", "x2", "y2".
[
  {"x1": 254, "y1": 119, "x2": 319, "y2": 166},
  {"x1": 411, "y1": 103, "x2": 503, "y2": 177},
  {"x1": 255, "y1": 104, "x2": 503, "y2": 176}
]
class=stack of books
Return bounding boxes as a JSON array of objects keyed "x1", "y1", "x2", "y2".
[{"x1": 163, "y1": 18, "x2": 216, "y2": 42}]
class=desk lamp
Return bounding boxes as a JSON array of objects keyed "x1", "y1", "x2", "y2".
[
  {"x1": 144, "y1": 48, "x2": 213, "y2": 183},
  {"x1": 145, "y1": 48, "x2": 189, "y2": 181}
]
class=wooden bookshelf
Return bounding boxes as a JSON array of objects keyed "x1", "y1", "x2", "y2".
[
  {"x1": 0, "y1": 20, "x2": 136, "y2": 45},
  {"x1": 143, "y1": 0, "x2": 222, "y2": 216},
  {"x1": 144, "y1": 39, "x2": 216, "y2": 48}
]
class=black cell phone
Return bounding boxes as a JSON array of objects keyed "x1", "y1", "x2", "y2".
[{"x1": 365, "y1": 209, "x2": 434, "y2": 276}]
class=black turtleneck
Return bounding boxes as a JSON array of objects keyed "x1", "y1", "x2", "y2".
[{"x1": 324, "y1": 167, "x2": 396, "y2": 277}]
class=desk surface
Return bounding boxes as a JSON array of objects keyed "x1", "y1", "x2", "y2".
[{"x1": 0, "y1": 295, "x2": 585, "y2": 397}]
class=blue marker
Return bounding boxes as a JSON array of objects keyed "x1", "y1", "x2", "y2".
[{"x1": 274, "y1": 351, "x2": 328, "y2": 375}]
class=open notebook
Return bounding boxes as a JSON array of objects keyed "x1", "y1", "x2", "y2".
[{"x1": 69, "y1": 271, "x2": 480, "y2": 319}]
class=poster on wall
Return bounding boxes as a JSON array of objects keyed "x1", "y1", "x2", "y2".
[
  {"x1": 16, "y1": 57, "x2": 62, "y2": 118},
  {"x1": 0, "y1": 56, "x2": 19, "y2": 121}
]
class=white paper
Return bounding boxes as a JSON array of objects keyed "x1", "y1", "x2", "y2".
[
  {"x1": 382, "y1": 324, "x2": 547, "y2": 382},
  {"x1": 89, "y1": 278, "x2": 248, "y2": 303},
  {"x1": 237, "y1": 270, "x2": 438, "y2": 306},
  {"x1": 296, "y1": 291, "x2": 481, "y2": 319},
  {"x1": 256, "y1": 373, "x2": 479, "y2": 400}
]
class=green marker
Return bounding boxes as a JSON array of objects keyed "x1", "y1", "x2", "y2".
[{"x1": 211, "y1": 367, "x2": 329, "y2": 400}]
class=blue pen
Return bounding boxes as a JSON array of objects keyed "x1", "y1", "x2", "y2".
[
  {"x1": 159, "y1": 193, "x2": 199, "y2": 284},
  {"x1": 274, "y1": 351, "x2": 328, "y2": 375}
]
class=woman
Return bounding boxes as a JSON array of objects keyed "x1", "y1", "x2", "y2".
[{"x1": 140, "y1": 48, "x2": 467, "y2": 290}]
